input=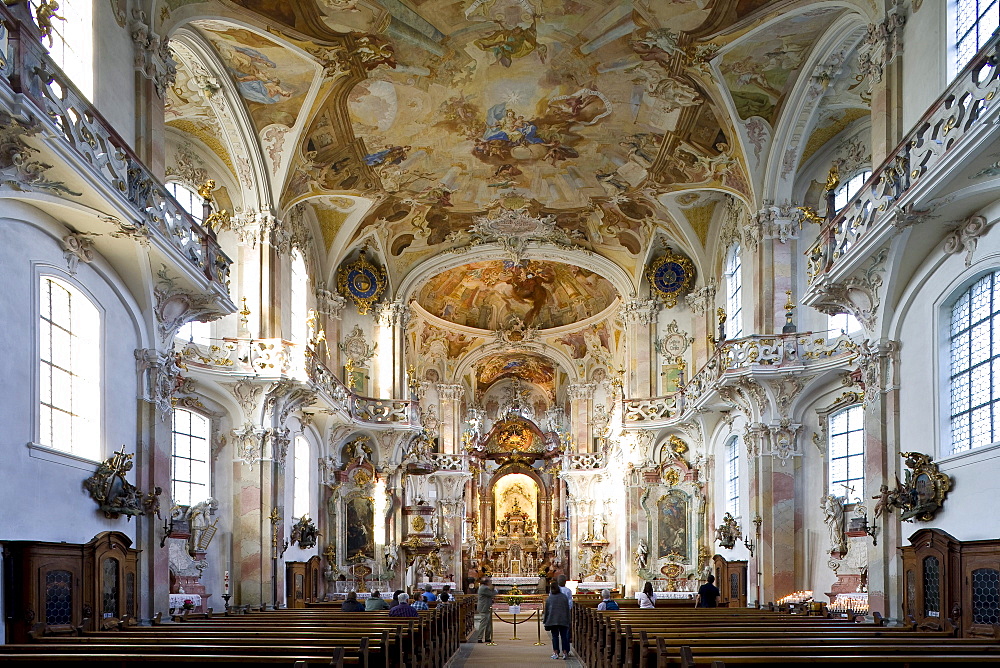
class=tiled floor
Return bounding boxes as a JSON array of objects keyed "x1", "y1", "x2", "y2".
[{"x1": 449, "y1": 613, "x2": 583, "y2": 667}]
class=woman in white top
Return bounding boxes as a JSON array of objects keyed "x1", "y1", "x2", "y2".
[{"x1": 638, "y1": 581, "x2": 656, "y2": 609}]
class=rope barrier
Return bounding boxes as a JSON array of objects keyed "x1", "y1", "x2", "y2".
[{"x1": 492, "y1": 609, "x2": 537, "y2": 640}]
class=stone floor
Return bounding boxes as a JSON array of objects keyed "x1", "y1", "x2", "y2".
[{"x1": 448, "y1": 612, "x2": 583, "y2": 668}]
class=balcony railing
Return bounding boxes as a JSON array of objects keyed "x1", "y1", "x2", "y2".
[
  {"x1": 178, "y1": 338, "x2": 418, "y2": 426},
  {"x1": 623, "y1": 333, "x2": 858, "y2": 426},
  {"x1": 806, "y1": 33, "x2": 1000, "y2": 286},
  {"x1": 0, "y1": 3, "x2": 231, "y2": 287}
]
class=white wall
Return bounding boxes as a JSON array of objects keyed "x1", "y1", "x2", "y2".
[{"x1": 0, "y1": 207, "x2": 141, "y2": 545}]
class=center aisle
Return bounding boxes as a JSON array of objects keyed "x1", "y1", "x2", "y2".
[{"x1": 448, "y1": 611, "x2": 584, "y2": 668}]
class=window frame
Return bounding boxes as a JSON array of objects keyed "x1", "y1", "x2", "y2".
[
  {"x1": 950, "y1": 0, "x2": 1000, "y2": 78},
  {"x1": 170, "y1": 407, "x2": 212, "y2": 508},
  {"x1": 833, "y1": 169, "x2": 873, "y2": 213},
  {"x1": 827, "y1": 404, "x2": 865, "y2": 499},
  {"x1": 946, "y1": 268, "x2": 1000, "y2": 454},
  {"x1": 724, "y1": 435, "x2": 741, "y2": 519},
  {"x1": 30, "y1": 0, "x2": 94, "y2": 101},
  {"x1": 292, "y1": 435, "x2": 312, "y2": 521},
  {"x1": 289, "y1": 250, "x2": 309, "y2": 344},
  {"x1": 36, "y1": 271, "x2": 104, "y2": 461},
  {"x1": 725, "y1": 244, "x2": 743, "y2": 339},
  {"x1": 165, "y1": 181, "x2": 204, "y2": 224}
]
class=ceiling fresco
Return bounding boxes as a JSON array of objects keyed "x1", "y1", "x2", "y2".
[
  {"x1": 415, "y1": 259, "x2": 618, "y2": 330},
  {"x1": 476, "y1": 353, "x2": 556, "y2": 393}
]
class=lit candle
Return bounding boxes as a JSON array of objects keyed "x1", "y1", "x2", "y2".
[{"x1": 224, "y1": 570, "x2": 230, "y2": 595}]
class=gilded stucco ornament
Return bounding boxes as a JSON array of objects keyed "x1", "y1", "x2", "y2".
[
  {"x1": 83, "y1": 445, "x2": 159, "y2": 520},
  {"x1": 886, "y1": 452, "x2": 952, "y2": 522},
  {"x1": 646, "y1": 247, "x2": 695, "y2": 308},
  {"x1": 715, "y1": 511, "x2": 741, "y2": 549},
  {"x1": 337, "y1": 252, "x2": 387, "y2": 315}
]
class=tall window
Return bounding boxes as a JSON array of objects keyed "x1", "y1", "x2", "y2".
[
  {"x1": 725, "y1": 244, "x2": 743, "y2": 339},
  {"x1": 176, "y1": 319, "x2": 211, "y2": 345},
  {"x1": 171, "y1": 408, "x2": 211, "y2": 506},
  {"x1": 290, "y1": 250, "x2": 308, "y2": 343},
  {"x1": 828, "y1": 405, "x2": 864, "y2": 498},
  {"x1": 32, "y1": 0, "x2": 94, "y2": 100},
  {"x1": 166, "y1": 182, "x2": 204, "y2": 224},
  {"x1": 833, "y1": 170, "x2": 872, "y2": 212},
  {"x1": 949, "y1": 270, "x2": 1000, "y2": 452},
  {"x1": 292, "y1": 436, "x2": 311, "y2": 519},
  {"x1": 828, "y1": 313, "x2": 863, "y2": 337},
  {"x1": 725, "y1": 436, "x2": 740, "y2": 518},
  {"x1": 39, "y1": 276, "x2": 100, "y2": 459},
  {"x1": 956, "y1": 0, "x2": 1000, "y2": 72}
]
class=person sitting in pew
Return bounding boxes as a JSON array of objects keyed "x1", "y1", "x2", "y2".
[
  {"x1": 341, "y1": 591, "x2": 366, "y2": 612},
  {"x1": 366, "y1": 589, "x2": 390, "y2": 611},
  {"x1": 639, "y1": 582, "x2": 657, "y2": 609},
  {"x1": 694, "y1": 574, "x2": 721, "y2": 608},
  {"x1": 597, "y1": 589, "x2": 619, "y2": 611},
  {"x1": 412, "y1": 595, "x2": 429, "y2": 611},
  {"x1": 438, "y1": 591, "x2": 452, "y2": 605},
  {"x1": 421, "y1": 583, "x2": 438, "y2": 603},
  {"x1": 389, "y1": 593, "x2": 420, "y2": 617}
]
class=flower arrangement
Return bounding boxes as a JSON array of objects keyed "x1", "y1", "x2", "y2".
[
  {"x1": 506, "y1": 585, "x2": 524, "y2": 606},
  {"x1": 182, "y1": 599, "x2": 195, "y2": 610}
]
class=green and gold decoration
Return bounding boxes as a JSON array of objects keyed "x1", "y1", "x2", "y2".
[
  {"x1": 338, "y1": 251, "x2": 387, "y2": 315},
  {"x1": 646, "y1": 247, "x2": 695, "y2": 308}
]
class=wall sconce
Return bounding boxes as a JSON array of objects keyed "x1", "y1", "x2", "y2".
[
  {"x1": 743, "y1": 535, "x2": 755, "y2": 558},
  {"x1": 160, "y1": 514, "x2": 174, "y2": 548},
  {"x1": 858, "y1": 515, "x2": 879, "y2": 546}
]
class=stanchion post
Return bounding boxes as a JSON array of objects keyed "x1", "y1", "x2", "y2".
[
  {"x1": 534, "y1": 604, "x2": 545, "y2": 645},
  {"x1": 512, "y1": 612, "x2": 519, "y2": 640}
]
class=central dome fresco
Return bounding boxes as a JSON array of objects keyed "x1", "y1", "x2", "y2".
[{"x1": 416, "y1": 260, "x2": 618, "y2": 330}]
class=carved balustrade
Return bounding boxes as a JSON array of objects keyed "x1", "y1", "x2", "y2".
[
  {"x1": 805, "y1": 33, "x2": 1000, "y2": 287},
  {"x1": 0, "y1": 3, "x2": 231, "y2": 286},
  {"x1": 563, "y1": 451, "x2": 606, "y2": 470},
  {"x1": 426, "y1": 453, "x2": 468, "y2": 471},
  {"x1": 623, "y1": 333, "x2": 858, "y2": 427}
]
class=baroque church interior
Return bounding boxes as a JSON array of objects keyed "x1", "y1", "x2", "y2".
[{"x1": 6, "y1": 0, "x2": 1000, "y2": 661}]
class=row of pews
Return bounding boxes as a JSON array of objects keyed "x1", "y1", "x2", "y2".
[
  {"x1": 0, "y1": 597, "x2": 475, "y2": 668},
  {"x1": 573, "y1": 604, "x2": 1000, "y2": 667}
]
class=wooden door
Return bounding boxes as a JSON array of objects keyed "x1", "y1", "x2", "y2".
[
  {"x1": 286, "y1": 562, "x2": 307, "y2": 608},
  {"x1": 961, "y1": 549, "x2": 1000, "y2": 636}
]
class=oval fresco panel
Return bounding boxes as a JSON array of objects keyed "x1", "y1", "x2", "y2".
[{"x1": 416, "y1": 260, "x2": 617, "y2": 330}]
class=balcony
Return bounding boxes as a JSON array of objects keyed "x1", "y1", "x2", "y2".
[
  {"x1": 804, "y1": 34, "x2": 1000, "y2": 297},
  {"x1": 178, "y1": 337, "x2": 418, "y2": 427},
  {"x1": 0, "y1": 3, "x2": 232, "y2": 295},
  {"x1": 622, "y1": 333, "x2": 859, "y2": 428}
]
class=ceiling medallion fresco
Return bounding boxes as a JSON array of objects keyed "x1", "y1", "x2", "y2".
[{"x1": 415, "y1": 260, "x2": 618, "y2": 331}]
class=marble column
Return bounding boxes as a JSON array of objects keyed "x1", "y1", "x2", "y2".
[
  {"x1": 566, "y1": 382, "x2": 595, "y2": 452},
  {"x1": 438, "y1": 384, "x2": 465, "y2": 454},
  {"x1": 861, "y1": 5, "x2": 907, "y2": 163},
  {"x1": 621, "y1": 299, "x2": 658, "y2": 396}
]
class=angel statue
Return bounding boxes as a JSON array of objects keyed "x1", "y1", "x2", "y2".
[
  {"x1": 384, "y1": 543, "x2": 399, "y2": 573},
  {"x1": 635, "y1": 538, "x2": 649, "y2": 571}
]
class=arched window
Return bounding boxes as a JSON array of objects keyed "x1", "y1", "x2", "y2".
[
  {"x1": 954, "y1": 0, "x2": 1000, "y2": 73},
  {"x1": 949, "y1": 270, "x2": 1000, "y2": 452},
  {"x1": 725, "y1": 244, "x2": 743, "y2": 339},
  {"x1": 39, "y1": 275, "x2": 100, "y2": 459},
  {"x1": 828, "y1": 312, "x2": 863, "y2": 337},
  {"x1": 33, "y1": 0, "x2": 94, "y2": 100},
  {"x1": 166, "y1": 181, "x2": 204, "y2": 224},
  {"x1": 293, "y1": 436, "x2": 311, "y2": 520},
  {"x1": 725, "y1": 436, "x2": 740, "y2": 518},
  {"x1": 833, "y1": 170, "x2": 872, "y2": 212},
  {"x1": 171, "y1": 408, "x2": 211, "y2": 506},
  {"x1": 828, "y1": 405, "x2": 864, "y2": 497},
  {"x1": 290, "y1": 250, "x2": 308, "y2": 343}
]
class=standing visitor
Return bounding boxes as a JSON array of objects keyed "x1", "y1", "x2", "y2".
[
  {"x1": 544, "y1": 582, "x2": 571, "y2": 659},
  {"x1": 472, "y1": 577, "x2": 496, "y2": 643},
  {"x1": 695, "y1": 574, "x2": 721, "y2": 608}
]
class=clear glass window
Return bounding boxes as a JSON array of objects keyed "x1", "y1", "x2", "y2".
[
  {"x1": 956, "y1": 0, "x2": 1000, "y2": 72},
  {"x1": 293, "y1": 436, "x2": 311, "y2": 519},
  {"x1": 176, "y1": 320, "x2": 211, "y2": 346},
  {"x1": 39, "y1": 276, "x2": 101, "y2": 459},
  {"x1": 834, "y1": 170, "x2": 872, "y2": 212},
  {"x1": 290, "y1": 251, "x2": 308, "y2": 343},
  {"x1": 725, "y1": 245, "x2": 743, "y2": 339},
  {"x1": 949, "y1": 270, "x2": 1000, "y2": 452},
  {"x1": 828, "y1": 405, "x2": 864, "y2": 498},
  {"x1": 725, "y1": 436, "x2": 740, "y2": 518},
  {"x1": 828, "y1": 313, "x2": 863, "y2": 337},
  {"x1": 32, "y1": 0, "x2": 93, "y2": 101},
  {"x1": 166, "y1": 182, "x2": 204, "y2": 224},
  {"x1": 171, "y1": 408, "x2": 211, "y2": 506}
]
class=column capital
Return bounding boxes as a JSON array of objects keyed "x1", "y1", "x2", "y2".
[
  {"x1": 567, "y1": 382, "x2": 596, "y2": 401},
  {"x1": 621, "y1": 298, "x2": 658, "y2": 325},
  {"x1": 439, "y1": 384, "x2": 466, "y2": 401}
]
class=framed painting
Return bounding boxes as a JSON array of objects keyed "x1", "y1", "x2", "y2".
[
  {"x1": 345, "y1": 496, "x2": 375, "y2": 561},
  {"x1": 656, "y1": 490, "x2": 689, "y2": 560}
]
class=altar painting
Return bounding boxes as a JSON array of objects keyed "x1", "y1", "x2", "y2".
[
  {"x1": 656, "y1": 491, "x2": 689, "y2": 560},
  {"x1": 345, "y1": 496, "x2": 375, "y2": 561}
]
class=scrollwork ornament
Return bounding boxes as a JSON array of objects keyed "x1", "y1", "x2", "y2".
[{"x1": 646, "y1": 247, "x2": 696, "y2": 308}]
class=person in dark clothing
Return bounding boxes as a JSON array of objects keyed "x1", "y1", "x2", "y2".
[
  {"x1": 695, "y1": 574, "x2": 721, "y2": 608},
  {"x1": 543, "y1": 582, "x2": 572, "y2": 659},
  {"x1": 341, "y1": 591, "x2": 365, "y2": 611}
]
